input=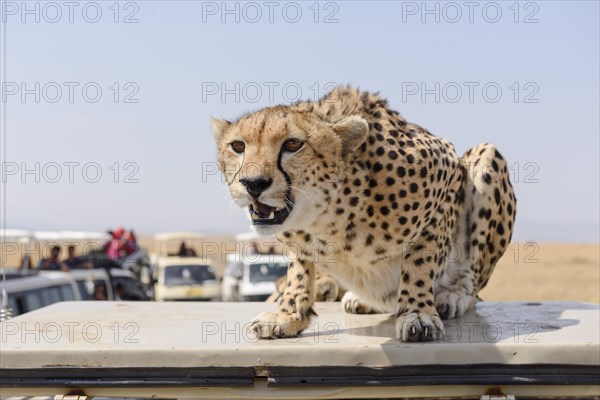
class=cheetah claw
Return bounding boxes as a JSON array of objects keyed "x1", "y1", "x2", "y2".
[{"x1": 396, "y1": 311, "x2": 445, "y2": 342}]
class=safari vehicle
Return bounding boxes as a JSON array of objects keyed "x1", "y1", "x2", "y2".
[
  {"x1": 151, "y1": 232, "x2": 221, "y2": 301},
  {"x1": 3, "y1": 272, "x2": 81, "y2": 316},
  {"x1": 0, "y1": 301, "x2": 598, "y2": 399},
  {"x1": 222, "y1": 253, "x2": 288, "y2": 301}
]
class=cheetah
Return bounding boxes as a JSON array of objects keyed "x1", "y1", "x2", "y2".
[{"x1": 212, "y1": 86, "x2": 516, "y2": 342}]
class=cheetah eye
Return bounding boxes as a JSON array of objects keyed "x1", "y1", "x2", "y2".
[
  {"x1": 230, "y1": 141, "x2": 245, "y2": 154},
  {"x1": 283, "y1": 138, "x2": 303, "y2": 153}
]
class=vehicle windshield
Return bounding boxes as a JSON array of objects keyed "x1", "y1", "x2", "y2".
[
  {"x1": 248, "y1": 262, "x2": 288, "y2": 283},
  {"x1": 76, "y1": 279, "x2": 106, "y2": 300},
  {"x1": 164, "y1": 265, "x2": 216, "y2": 286}
]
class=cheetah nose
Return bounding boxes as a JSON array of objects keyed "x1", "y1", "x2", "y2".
[{"x1": 240, "y1": 176, "x2": 273, "y2": 199}]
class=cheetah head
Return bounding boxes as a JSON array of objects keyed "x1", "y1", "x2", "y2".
[{"x1": 212, "y1": 107, "x2": 368, "y2": 236}]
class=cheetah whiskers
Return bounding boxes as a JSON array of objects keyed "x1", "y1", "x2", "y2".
[
  {"x1": 196, "y1": 185, "x2": 232, "y2": 201},
  {"x1": 225, "y1": 196, "x2": 241, "y2": 219},
  {"x1": 289, "y1": 185, "x2": 310, "y2": 196},
  {"x1": 288, "y1": 185, "x2": 313, "y2": 209}
]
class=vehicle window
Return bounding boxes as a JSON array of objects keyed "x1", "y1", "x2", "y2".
[
  {"x1": 164, "y1": 265, "x2": 216, "y2": 286},
  {"x1": 41, "y1": 285, "x2": 62, "y2": 304},
  {"x1": 60, "y1": 284, "x2": 77, "y2": 301},
  {"x1": 24, "y1": 289, "x2": 43, "y2": 311},
  {"x1": 249, "y1": 262, "x2": 288, "y2": 283},
  {"x1": 76, "y1": 280, "x2": 92, "y2": 300},
  {"x1": 76, "y1": 278, "x2": 105, "y2": 300},
  {"x1": 8, "y1": 283, "x2": 78, "y2": 315}
]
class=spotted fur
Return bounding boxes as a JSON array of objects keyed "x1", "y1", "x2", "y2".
[
  {"x1": 268, "y1": 271, "x2": 346, "y2": 303},
  {"x1": 212, "y1": 86, "x2": 516, "y2": 341}
]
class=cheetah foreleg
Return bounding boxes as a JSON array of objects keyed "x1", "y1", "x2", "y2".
[
  {"x1": 250, "y1": 259, "x2": 316, "y2": 338},
  {"x1": 395, "y1": 237, "x2": 445, "y2": 342}
]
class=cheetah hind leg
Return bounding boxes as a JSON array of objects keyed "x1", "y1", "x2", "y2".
[
  {"x1": 435, "y1": 288, "x2": 478, "y2": 320},
  {"x1": 316, "y1": 273, "x2": 346, "y2": 301},
  {"x1": 342, "y1": 291, "x2": 379, "y2": 314},
  {"x1": 269, "y1": 272, "x2": 347, "y2": 303},
  {"x1": 435, "y1": 143, "x2": 516, "y2": 320}
]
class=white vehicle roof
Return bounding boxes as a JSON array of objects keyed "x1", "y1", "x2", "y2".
[
  {"x1": 63, "y1": 268, "x2": 137, "y2": 280},
  {"x1": 1, "y1": 301, "x2": 598, "y2": 399},
  {"x1": 153, "y1": 232, "x2": 205, "y2": 242},
  {"x1": 3, "y1": 271, "x2": 78, "y2": 293},
  {"x1": 31, "y1": 230, "x2": 110, "y2": 241},
  {"x1": 0, "y1": 228, "x2": 33, "y2": 243},
  {"x1": 153, "y1": 232, "x2": 206, "y2": 256},
  {"x1": 157, "y1": 256, "x2": 215, "y2": 268},
  {"x1": 226, "y1": 253, "x2": 289, "y2": 265}
]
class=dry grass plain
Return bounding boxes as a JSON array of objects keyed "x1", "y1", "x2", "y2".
[
  {"x1": 4, "y1": 239, "x2": 598, "y2": 304},
  {"x1": 479, "y1": 243, "x2": 599, "y2": 303}
]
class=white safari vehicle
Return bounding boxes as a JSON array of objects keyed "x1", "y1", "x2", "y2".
[
  {"x1": 151, "y1": 232, "x2": 221, "y2": 301},
  {"x1": 0, "y1": 301, "x2": 598, "y2": 398},
  {"x1": 222, "y1": 253, "x2": 289, "y2": 301}
]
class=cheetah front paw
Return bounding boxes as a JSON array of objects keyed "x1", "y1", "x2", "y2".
[
  {"x1": 395, "y1": 310, "x2": 444, "y2": 342},
  {"x1": 342, "y1": 291, "x2": 376, "y2": 314},
  {"x1": 249, "y1": 312, "x2": 310, "y2": 339},
  {"x1": 434, "y1": 287, "x2": 476, "y2": 319}
]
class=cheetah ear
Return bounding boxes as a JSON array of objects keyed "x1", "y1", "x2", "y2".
[
  {"x1": 331, "y1": 116, "x2": 369, "y2": 158},
  {"x1": 211, "y1": 117, "x2": 231, "y2": 144}
]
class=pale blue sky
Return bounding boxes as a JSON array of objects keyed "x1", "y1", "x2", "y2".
[{"x1": 2, "y1": 1, "x2": 599, "y2": 242}]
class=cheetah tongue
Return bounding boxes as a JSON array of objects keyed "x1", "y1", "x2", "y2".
[{"x1": 252, "y1": 201, "x2": 277, "y2": 219}]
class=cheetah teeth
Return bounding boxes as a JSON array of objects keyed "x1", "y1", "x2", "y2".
[
  {"x1": 250, "y1": 202, "x2": 279, "y2": 219},
  {"x1": 251, "y1": 211, "x2": 276, "y2": 220},
  {"x1": 249, "y1": 200, "x2": 292, "y2": 225}
]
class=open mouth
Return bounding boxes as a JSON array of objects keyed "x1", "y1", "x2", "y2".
[{"x1": 249, "y1": 201, "x2": 291, "y2": 225}]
